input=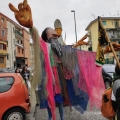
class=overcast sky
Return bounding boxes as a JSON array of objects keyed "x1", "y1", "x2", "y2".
[{"x1": 0, "y1": 0, "x2": 120, "y2": 44}]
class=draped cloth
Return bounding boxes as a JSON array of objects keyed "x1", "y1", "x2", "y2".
[
  {"x1": 66, "y1": 79, "x2": 89, "y2": 114},
  {"x1": 77, "y1": 51, "x2": 105, "y2": 108},
  {"x1": 40, "y1": 38, "x2": 56, "y2": 120}
]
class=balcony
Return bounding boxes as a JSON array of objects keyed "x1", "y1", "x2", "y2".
[
  {"x1": 108, "y1": 34, "x2": 120, "y2": 40},
  {"x1": 0, "y1": 49, "x2": 7, "y2": 55},
  {"x1": 15, "y1": 41, "x2": 23, "y2": 48},
  {"x1": 0, "y1": 42, "x2": 7, "y2": 55},
  {"x1": 15, "y1": 30, "x2": 23, "y2": 39}
]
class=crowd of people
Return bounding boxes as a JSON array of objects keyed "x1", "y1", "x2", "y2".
[{"x1": 15, "y1": 65, "x2": 30, "y2": 88}]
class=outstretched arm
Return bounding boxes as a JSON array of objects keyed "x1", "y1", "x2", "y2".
[{"x1": 8, "y1": 0, "x2": 33, "y2": 28}]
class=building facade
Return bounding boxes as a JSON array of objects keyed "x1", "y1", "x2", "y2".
[
  {"x1": 30, "y1": 43, "x2": 34, "y2": 68},
  {"x1": 85, "y1": 17, "x2": 120, "y2": 63},
  {"x1": 0, "y1": 12, "x2": 31, "y2": 68},
  {"x1": 0, "y1": 13, "x2": 7, "y2": 68},
  {"x1": 23, "y1": 29, "x2": 31, "y2": 67}
]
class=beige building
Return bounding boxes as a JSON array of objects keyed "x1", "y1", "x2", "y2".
[{"x1": 85, "y1": 17, "x2": 120, "y2": 63}]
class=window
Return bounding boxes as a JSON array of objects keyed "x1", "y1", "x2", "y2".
[
  {"x1": 1, "y1": 18, "x2": 4, "y2": 23},
  {"x1": 1, "y1": 30, "x2": 5, "y2": 36},
  {"x1": 114, "y1": 20, "x2": 119, "y2": 27},
  {"x1": 22, "y1": 49, "x2": 24, "y2": 54},
  {"x1": 102, "y1": 21, "x2": 106, "y2": 26},
  {"x1": 6, "y1": 41, "x2": 8, "y2": 47},
  {"x1": 18, "y1": 47, "x2": 20, "y2": 53},
  {"x1": 0, "y1": 77, "x2": 14, "y2": 93},
  {"x1": 14, "y1": 50, "x2": 16, "y2": 56},
  {"x1": 13, "y1": 27, "x2": 14, "y2": 33},
  {"x1": 0, "y1": 44, "x2": 6, "y2": 50},
  {"x1": 0, "y1": 44, "x2": 3, "y2": 49},
  {"x1": 3, "y1": 44, "x2": 6, "y2": 50},
  {"x1": 7, "y1": 54, "x2": 9, "y2": 60},
  {"x1": 21, "y1": 40, "x2": 22, "y2": 44},
  {"x1": 0, "y1": 57, "x2": 4, "y2": 63}
]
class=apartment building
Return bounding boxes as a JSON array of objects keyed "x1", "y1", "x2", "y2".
[
  {"x1": 0, "y1": 13, "x2": 7, "y2": 68},
  {"x1": 30, "y1": 43, "x2": 34, "y2": 67},
  {"x1": 85, "y1": 17, "x2": 120, "y2": 63},
  {"x1": 0, "y1": 12, "x2": 31, "y2": 68}
]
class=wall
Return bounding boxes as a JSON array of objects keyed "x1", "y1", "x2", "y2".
[
  {"x1": 23, "y1": 29, "x2": 30, "y2": 66},
  {"x1": 0, "y1": 13, "x2": 7, "y2": 68},
  {"x1": 90, "y1": 21, "x2": 98, "y2": 52},
  {"x1": 0, "y1": 14, "x2": 7, "y2": 41},
  {"x1": 6, "y1": 21, "x2": 16, "y2": 68}
]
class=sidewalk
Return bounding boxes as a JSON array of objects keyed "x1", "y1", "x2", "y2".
[{"x1": 26, "y1": 91, "x2": 36, "y2": 120}]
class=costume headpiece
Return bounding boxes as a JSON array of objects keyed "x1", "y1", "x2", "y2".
[{"x1": 54, "y1": 19, "x2": 62, "y2": 29}]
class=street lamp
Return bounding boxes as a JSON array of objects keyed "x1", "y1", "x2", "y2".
[{"x1": 71, "y1": 10, "x2": 77, "y2": 43}]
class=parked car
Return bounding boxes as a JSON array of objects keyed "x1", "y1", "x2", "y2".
[
  {"x1": 102, "y1": 64, "x2": 115, "y2": 88},
  {"x1": 0, "y1": 72, "x2": 30, "y2": 120}
]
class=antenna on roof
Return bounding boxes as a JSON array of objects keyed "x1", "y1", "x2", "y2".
[
  {"x1": 91, "y1": 14, "x2": 95, "y2": 19},
  {"x1": 109, "y1": 13, "x2": 111, "y2": 16},
  {"x1": 117, "y1": 11, "x2": 119, "y2": 16}
]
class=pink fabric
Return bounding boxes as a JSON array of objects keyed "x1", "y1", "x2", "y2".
[
  {"x1": 52, "y1": 67, "x2": 61, "y2": 94},
  {"x1": 40, "y1": 38, "x2": 56, "y2": 120},
  {"x1": 77, "y1": 51, "x2": 105, "y2": 108}
]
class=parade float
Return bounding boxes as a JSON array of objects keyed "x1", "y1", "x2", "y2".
[{"x1": 8, "y1": 0, "x2": 116, "y2": 120}]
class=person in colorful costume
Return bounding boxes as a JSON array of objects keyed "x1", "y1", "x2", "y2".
[
  {"x1": 54, "y1": 19, "x2": 66, "y2": 45},
  {"x1": 8, "y1": 1, "x2": 106, "y2": 120},
  {"x1": 41, "y1": 27, "x2": 64, "y2": 120},
  {"x1": 8, "y1": 1, "x2": 66, "y2": 120}
]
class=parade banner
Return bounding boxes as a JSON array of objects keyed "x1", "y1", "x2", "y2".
[
  {"x1": 95, "y1": 16, "x2": 107, "y2": 66},
  {"x1": 96, "y1": 16, "x2": 120, "y2": 68}
]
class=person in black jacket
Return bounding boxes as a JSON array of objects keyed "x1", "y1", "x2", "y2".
[
  {"x1": 15, "y1": 67, "x2": 21, "y2": 73},
  {"x1": 111, "y1": 62, "x2": 120, "y2": 120},
  {"x1": 21, "y1": 66, "x2": 30, "y2": 88}
]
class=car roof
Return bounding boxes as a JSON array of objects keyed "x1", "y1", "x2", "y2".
[
  {"x1": 102, "y1": 64, "x2": 115, "y2": 73},
  {"x1": 0, "y1": 73, "x2": 19, "y2": 76},
  {"x1": 103, "y1": 64, "x2": 115, "y2": 66}
]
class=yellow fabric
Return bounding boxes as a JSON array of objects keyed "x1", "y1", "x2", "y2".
[{"x1": 95, "y1": 43, "x2": 105, "y2": 66}]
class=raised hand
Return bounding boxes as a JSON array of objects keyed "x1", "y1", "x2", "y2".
[
  {"x1": 103, "y1": 42, "x2": 120, "y2": 54},
  {"x1": 72, "y1": 34, "x2": 88, "y2": 48},
  {"x1": 9, "y1": 0, "x2": 33, "y2": 28}
]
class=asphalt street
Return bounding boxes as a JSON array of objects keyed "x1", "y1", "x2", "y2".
[
  {"x1": 26, "y1": 90, "x2": 107, "y2": 120},
  {"x1": 34, "y1": 105, "x2": 108, "y2": 120}
]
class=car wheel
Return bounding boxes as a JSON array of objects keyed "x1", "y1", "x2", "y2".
[
  {"x1": 3, "y1": 108, "x2": 25, "y2": 120},
  {"x1": 105, "y1": 81, "x2": 111, "y2": 89}
]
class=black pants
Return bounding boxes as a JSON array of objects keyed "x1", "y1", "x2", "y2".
[
  {"x1": 117, "y1": 110, "x2": 120, "y2": 120},
  {"x1": 116, "y1": 87, "x2": 120, "y2": 119}
]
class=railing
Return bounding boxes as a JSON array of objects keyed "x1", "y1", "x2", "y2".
[
  {"x1": 114, "y1": 24, "x2": 120, "y2": 28},
  {"x1": 15, "y1": 42, "x2": 23, "y2": 48},
  {"x1": 15, "y1": 30, "x2": 23, "y2": 37}
]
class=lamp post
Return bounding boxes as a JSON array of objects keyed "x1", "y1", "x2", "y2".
[{"x1": 71, "y1": 10, "x2": 77, "y2": 43}]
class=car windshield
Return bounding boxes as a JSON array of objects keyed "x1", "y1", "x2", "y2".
[{"x1": 103, "y1": 64, "x2": 115, "y2": 73}]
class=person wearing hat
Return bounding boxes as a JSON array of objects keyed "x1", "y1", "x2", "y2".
[{"x1": 54, "y1": 19, "x2": 66, "y2": 45}]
